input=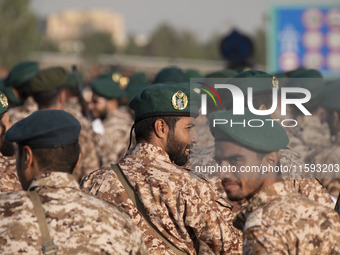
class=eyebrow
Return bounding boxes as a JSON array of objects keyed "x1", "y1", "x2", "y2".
[{"x1": 215, "y1": 154, "x2": 244, "y2": 162}]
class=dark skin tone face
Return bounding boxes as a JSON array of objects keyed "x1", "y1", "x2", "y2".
[
  {"x1": 88, "y1": 93, "x2": 108, "y2": 120},
  {"x1": 215, "y1": 141, "x2": 279, "y2": 201}
]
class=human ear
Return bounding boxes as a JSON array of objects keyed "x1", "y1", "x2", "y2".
[{"x1": 154, "y1": 119, "x2": 169, "y2": 139}]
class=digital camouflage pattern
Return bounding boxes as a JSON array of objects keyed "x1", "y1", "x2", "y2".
[
  {"x1": 234, "y1": 181, "x2": 340, "y2": 254},
  {"x1": 190, "y1": 145, "x2": 334, "y2": 208},
  {"x1": 0, "y1": 154, "x2": 21, "y2": 194},
  {"x1": 305, "y1": 137, "x2": 340, "y2": 198},
  {"x1": 96, "y1": 107, "x2": 133, "y2": 166},
  {"x1": 81, "y1": 142, "x2": 242, "y2": 255},
  {"x1": 63, "y1": 100, "x2": 100, "y2": 181},
  {"x1": 8, "y1": 97, "x2": 38, "y2": 125},
  {"x1": 0, "y1": 172, "x2": 147, "y2": 255}
]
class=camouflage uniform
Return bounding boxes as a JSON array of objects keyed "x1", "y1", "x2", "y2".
[
  {"x1": 0, "y1": 172, "x2": 147, "y2": 255},
  {"x1": 63, "y1": 100, "x2": 100, "y2": 181},
  {"x1": 190, "y1": 145, "x2": 334, "y2": 208},
  {"x1": 96, "y1": 107, "x2": 133, "y2": 166},
  {"x1": 234, "y1": 181, "x2": 340, "y2": 254},
  {"x1": 305, "y1": 137, "x2": 340, "y2": 198},
  {"x1": 193, "y1": 121, "x2": 214, "y2": 151},
  {"x1": 0, "y1": 154, "x2": 21, "y2": 194},
  {"x1": 8, "y1": 97, "x2": 38, "y2": 125},
  {"x1": 81, "y1": 142, "x2": 242, "y2": 255}
]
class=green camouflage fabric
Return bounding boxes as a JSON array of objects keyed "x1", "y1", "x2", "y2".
[
  {"x1": 8, "y1": 97, "x2": 38, "y2": 125},
  {"x1": 63, "y1": 100, "x2": 100, "y2": 182},
  {"x1": 234, "y1": 181, "x2": 340, "y2": 254},
  {"x1": 81, "y1": 142, "x2": 242, "y2": 255},
  {"x1": 96, "y1": 107, "x2": 133, "y2": 166},
  {"x1": 190, "y1": 145, "x2": 334, "y2": 208},
  {"x1": 305, "y1": 137, "x2": 340, "y2": 198},
  {"x1": 0, "y1": 172, "x2": 147, "y2": 255},
  {"x1": 0, "y1": 154, "x2": 21, "y2": 194}
]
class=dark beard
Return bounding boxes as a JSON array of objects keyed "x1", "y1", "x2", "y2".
[
  {"x1": 166, "y1": 131, "x2": 188, "y2": 166},
  {"x1": 1, "y1": 140, "x2": 15, "y2": 156}
]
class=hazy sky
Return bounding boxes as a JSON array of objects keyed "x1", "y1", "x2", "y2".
[{"x1": 30, "y1": 0, "x2": 339, "y2": 41}]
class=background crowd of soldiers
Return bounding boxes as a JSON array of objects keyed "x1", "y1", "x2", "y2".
[{"x1": 0, "y1": 60, "x2": 340, "y2": 254}]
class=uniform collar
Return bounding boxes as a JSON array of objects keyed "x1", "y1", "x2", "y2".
[
  {"x1": 28, "y1": 172, "x2": 80, "y2": 191},
  {"x1": 233, "y1": 181, "x2": 289, "y2": 231},
  {"x1": 126, "y1": 142, "x2": 172, "y2": 164}
]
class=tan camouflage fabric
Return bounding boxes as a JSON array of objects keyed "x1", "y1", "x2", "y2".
[
  {"x1": 193, "y1": 121, "x2": 214, "y2": 151},
  {"x1": 81, "y1": 142, "x2": 242, "y2": 255},
  {"x1": 63, "y1": 100, "x2": 100, "y2": 182},
  {"x1": 190, "y1": 145, "x2": 334, "y2": 209},
  {"x1": 96, "y1": 107, "x2": 133, "y2": 166},
  {"x1": 305, "y1": 138, "x2": 340, "y2": 198},
  {"x1": 298, "y1": 115, "x2": 331, "y2": 149},
  {"x1": 0, "y1": 154, "x2": 21, "y2": 194},
  {"x1": 234, "y1": 181, "x2": 340, "y2": 254},
  {"x1": 0, "y1": 172, "x2": 147, "y2": 255},
  {"x1": 8, "y1": 97, "x2": 38, "y2": 125}
]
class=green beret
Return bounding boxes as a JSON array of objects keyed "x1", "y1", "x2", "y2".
[
  {"x1": 65, "y1": 72, "x2": 84, "y2": 88},
  {"x1": 5, "y1": 61, "x2": 39, "y2": 88},
  {"x1": 31, "y1": 67, "x2": 67, "y2": 93},
  {"x1": 184, "y1": 69, "x2": 202, "y2": 82},
  {"x1": 284, "y1": 67, "x2": 307, "y2": 78},
  {"x1": 153, "y1": 66, "x2": 185, "y2": 84},
  {"x1": 229, "y1": 70, "x2": 277, "y2": 95},
  {"x1": 129, "y1": 83, "x2": 199, "y2": 122},
  {"x1": 0, "y1": 80, "x2": 21, "y2": 105},
  {"x1": 209, "y1": 109, "x2": 289, "y2": 152},
  {"x1": 126, "y1": 72, "x2": 149, "y2": 100},
  {"x1": 5, "y1": 110, "x2": 81, "y2": 148},
  {"x1": 91, "y1": 73, "x2": 125, "y2": 99},
  {"x1": 0, "y1": 91, "x2": 9, "y2": 115},
  {"x1": 285, "y1": 69, "x2": 323, "y2": 99},
  {"x1": 318, "y1": 80, "x2": 340, "y2": 110},
  {"x1": 205, "y1": 69, "x2": 237, "y2": 78}
]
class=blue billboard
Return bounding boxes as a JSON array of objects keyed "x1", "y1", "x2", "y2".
[{"x1": 268, "y1": 4, "x2": 340, "y2": 77}]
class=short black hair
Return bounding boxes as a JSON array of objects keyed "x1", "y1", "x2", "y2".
[
  {"x1": 32, "y1": 87, "x2": 63, "y2": 109},
  {"x1": 18, "y1": 142, "x2": 80, "y2": 174},
  {"x1": 134, "y1": 116, "x2": 180, "y2": 143}
]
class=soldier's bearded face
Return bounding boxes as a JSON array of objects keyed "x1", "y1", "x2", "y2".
[
  {"x1": 0, "y1": 112, "x2": 15, "y2": 156},
  {"x1": 215, "y1": 141, "x2": 265, "y2": 201},
  {"x1": 166, "y1": 117, "x2": 197, "y2": 166},
  {"x1": 89, "y1": 94, "x2": 108, "y2": 120}
]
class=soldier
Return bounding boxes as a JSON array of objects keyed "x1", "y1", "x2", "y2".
[
  {"x1": 285, "y1": 69, "x2": 330, "y2": 158},
  {"x1": 4, "y1": 61, "x2": 39, "y2": 124},
  {"x1": 82, "y1": 83, "x2": 242, "y2": 255},
  {"x1": 0, "y1": 92, "x2": 21, "y2": 194},
  {"x1": 211, "y1": 110, "x2": 340, "y2": 254},
  {"x1": 305, "y1": 80, "x2": 340, "y2": 199},
  {"x1": 153, "y1": 66, "x2": 185, "y2": 84},
  {"x1": 190, "y1": 70, "x2": 334, "y2": 208},
  {"x1": 30, "y1": 67, "x2": 100, "y2": 182},
  {"x1": 0, "y1": 109, "x2": 147, "y2": 255},
  {"x1": 89, "y1": 73, "x2": 133, "y2": 166}
]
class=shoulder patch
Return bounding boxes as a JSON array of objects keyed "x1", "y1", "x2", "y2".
[{"x1": 244, "y1": 208, "x2": 262, "y2": 231}]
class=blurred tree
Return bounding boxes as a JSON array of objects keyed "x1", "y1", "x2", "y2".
[
  {"x1": 80, "y1": 31, "x2": 116, "y2": 59},
  {"x1": 202, "y1": 33, "x2": 221, "y2": 60},
  {"x1": 0, "y1": 0, "x2": 38, "y2": 68},
  {"x1": 124, "y1": 35, "x2": 144, "y2": 55},
  {"x1": 145, "y1": 23, "x2": 179, "y2": 57},
  {"x1": 36, "y1": 39, "x2": 59, "y2": 52}
]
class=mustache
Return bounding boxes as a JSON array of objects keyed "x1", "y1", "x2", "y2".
[{"x1": 222, "y1": 178, "x2": 241, "y2": 186}]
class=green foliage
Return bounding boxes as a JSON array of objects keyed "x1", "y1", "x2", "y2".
[
  {"x1": 0, "y1": 0, "x2": 38, "y2": 68},
  {"x1": 126, "y1": 23, "x2": 222, "y2": 60},
  {"x1": 80, "y1": 31, "x2": 116, "y2": 59}
]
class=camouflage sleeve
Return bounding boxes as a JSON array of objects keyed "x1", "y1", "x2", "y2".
[{"x1": 243, "y1": 227, "x2": 287, "y2": 255}]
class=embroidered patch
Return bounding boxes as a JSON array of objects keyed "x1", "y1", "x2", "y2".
[{"x1": 171, "y1": 90, "x2": 188, "y2": 110}]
